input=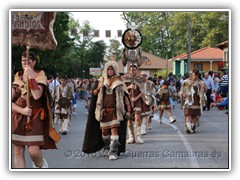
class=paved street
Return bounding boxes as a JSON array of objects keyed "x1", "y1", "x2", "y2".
[{"x1": 19, "y1": 99, "x2": 229, "y2": 169}]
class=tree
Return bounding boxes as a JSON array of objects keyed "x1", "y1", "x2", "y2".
[
  {"x1": 121, "y1": 11, "x2": 229, "y2": 59},
  {"x1": 121, "y1": 12, "x2": 172, "y2": 58},
  {"x1": 84, "y1": 40, "x2": 107, "y2": 78},
  {"x1": 106, "y1": 39, "x2": 122, "y2": 61},
  {"x1": 12, "y1": 12, "x2": 75, "y2": 78},
  {"x1": 68, "y1": 16, "x2": 107, "y2": 78}
]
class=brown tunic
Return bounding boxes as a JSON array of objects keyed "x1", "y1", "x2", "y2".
[
  {"x1": 141, "y1": 102, "x2": 151, "y2": 116},
  {"x1": 12, "y1": 94, "x2": 45, "y2": 146},
  {"x1": 125, "y1": 82, "x2": 142, "y2": 112},
  {"x1": 100, "y1": 86, "x2": 119, "y2": 129},
  {"x1": 158, "y1": 89, "x2": 171, "y2": 110},
  {"x1": 12, "y1": 71, "x2": 59, "y2": 149}
]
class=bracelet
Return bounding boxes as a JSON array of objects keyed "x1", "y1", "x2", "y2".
[{"x1": 28, "y1": 79, "x2": 40, "y2": 90}]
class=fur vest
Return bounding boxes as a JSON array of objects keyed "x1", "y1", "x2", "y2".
[
  {"x1": 180, "y1": 78, "x2": 207, "y2": 114},
  {"x1": 95, "y1": 77, "x2": 126, "y2": 121}
]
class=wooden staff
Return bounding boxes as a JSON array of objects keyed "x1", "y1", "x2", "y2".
[
  {"x1": 130, "y1": 60, "x2": 134, "y2": 108},
  {"x1": 25, "y1": 46, "x2": 31, "y2": 128}
]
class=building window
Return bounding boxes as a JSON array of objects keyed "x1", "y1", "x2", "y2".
[{"x1": 194, "y1": 63, "x2": 202, "y2": 71}]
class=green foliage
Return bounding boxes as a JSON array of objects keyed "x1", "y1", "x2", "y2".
[
  {"x1": 12, "y1": 12, "x2": 75, "y2": 78},
  {"x1": 155, "y1": 68, "x2": 173, "y2": 80},
  {"x1": 106, "y1": 39, "x2": 122, "y2": 61},
  {"x1": 12, "y1": 11, "x2": 229, "y2": 79},
  {"x1": 121, "y1": 11, "x2": 229, "y2": 60},
  {"x1": 11, "y1": 12, "x2": 107, "y2": 79}
]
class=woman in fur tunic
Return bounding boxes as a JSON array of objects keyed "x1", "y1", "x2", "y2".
[
  {"x1": 82, "y1": 61, "x2": 132, "y2": 160},
  {"x1": 180, "y1": 69, "x2": 207, "y2": 134}
]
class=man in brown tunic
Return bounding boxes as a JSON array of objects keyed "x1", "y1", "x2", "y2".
[
  {"x1": 54, "y1": 77, "x2": 74, "y2": 135},
  {"x1": 12, "y1": 51, "x2": 60, "y2": 168},
  {"x1": 123, "y1": 64, "x2": 145, "y2": 144},
  {"x1": 92, "y1": 61, "x2": 132, "y2": 160},
  {"x1": 140, "y1": 71, "x2": 157, "y2": 135}
]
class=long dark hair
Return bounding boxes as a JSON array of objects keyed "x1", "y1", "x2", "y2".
[{"x1": 192, "y1": 69, "x2": 200, "y2": 76}]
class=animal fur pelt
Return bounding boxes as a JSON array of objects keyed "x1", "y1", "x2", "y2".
[
  {"x1": 82, "y1": 81, "x2": 128, "y2": 154},
  {"x1": 122, "y1": 47, "x2": 143, "y2": 67},
  {"x1": 180, "y1": 77, "x2": 206, "y2": 114}
]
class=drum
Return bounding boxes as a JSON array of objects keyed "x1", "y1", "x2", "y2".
[
  {"x1": 58, "y1": 97, "x2": 71, "y2": 108},
  {"x1": 144, "y1": 94, "x2": 154, "y2": 106}
]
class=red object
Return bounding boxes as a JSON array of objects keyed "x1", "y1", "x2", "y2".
[
  {"x1": 28, "y1": 79, "x2": 40, "y2": 90},
  {"x1": 215, "y1": 95, "x2": 221, "y2": 102},
  {"x1": 218, "y1": 61, "x2": 224, "y2": 68}
]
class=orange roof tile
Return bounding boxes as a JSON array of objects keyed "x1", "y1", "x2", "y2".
[{"x1": 169, "y1": 47, "x2": 223, "y2": 61}]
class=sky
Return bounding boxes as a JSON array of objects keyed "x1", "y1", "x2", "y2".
[{"x1": 71, "y1": 11, "x2": 127, "y2": 45}]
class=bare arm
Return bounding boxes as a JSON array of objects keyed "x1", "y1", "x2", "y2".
[{"x1": 135, "y1": 92, "x2": 142, "y2": 101}]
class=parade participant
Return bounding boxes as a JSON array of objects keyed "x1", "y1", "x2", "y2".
[
  {"x1": 85, "y1": 79, "x2": 92, "y2": 112},
  {"x1": 180, "y1": 69, "x2": 206, "y2": 134},
  {"x1": 148, "y1": 105, "x2": 156, "y2": 130},
  {"x1": 12, "y1": 51, "x2": 60, "y2": 168},
  {"x1": 54, "y1": 77, "x2": 74, "y2": 135},
  {"x1": 123, "y1": 64, "x2": 145, "y2": 144},
  {"x1": 146, "y1": 77, "x2": 157, "y2": 130},
  {"x1": 156, "y1": 80, "x2": 177, "y2": 124},
  {"x1": 67, "y1": 79, "x2": 75, "y2": 126},
  {"x1": 169, "y1": 81, "x2": 177, "y2": 109},
  {"x1": 140, "y1": 71, "x2": 156, "y2": 135},
  {"x1": 82, "y1": 61, "x2": 132, "y2": 160}
]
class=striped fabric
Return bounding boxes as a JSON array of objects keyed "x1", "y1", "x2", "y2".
[
  {"x1": 12, "y1": 134, "x2": 44, "y2": 142},
  {"x1": 100, "y1": 119, "x2": 120, "y2": 129},
  {"x1": 220, "y1": 75, "x2": 228, "y2": 86}
]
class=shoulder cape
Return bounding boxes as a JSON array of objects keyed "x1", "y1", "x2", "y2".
[{"x1": 82, "y1": 81, "x2": 128, "y2": 154}]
